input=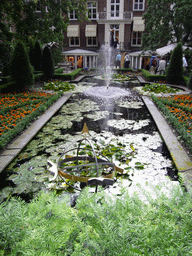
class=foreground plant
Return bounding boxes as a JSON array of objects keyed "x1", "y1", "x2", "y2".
[{"x1": 0, "y1": 185, "x2": 192, "y2": 255}]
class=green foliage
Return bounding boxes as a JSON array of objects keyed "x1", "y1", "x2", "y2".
[
  {"x1": 142, "y1": 83, "x2": 179, "y2": 93},
  {"x1": 33, "y1": 41, "x2": 42, "y2": 71},
  {"x1": 188, "y1": 72, "x2": 192, "y2": 89},
  {"x1": 166, "y1": 43, "x2": 184, "y2": 85},
  {"x1": 0, "y1": 42, "x2": 12, "y2": 76},
  {"x1": 9, "y1": 41, "x2": 33, "y2": 90},
  {"x1": 0, "y1": 186, "x2": 192, "y2": 255},
  {"x1": 44, "y1": 80, "x2": 75, "y2": 92},
  {"x1": 142, "y1": 0, "x2": 192, "y2": 50},
  {"x1": 54, "y1": 68, "x2": 82, "y2": 80},
  {"x1": 0, "y1": 0, "x2": 87, "y2": 45},
  {"x1": 141, "y1": 69, "x2": 166, "y2": 82},
  {"x1": 41, "y1": 46, "x2": 54, "y2": 79}
]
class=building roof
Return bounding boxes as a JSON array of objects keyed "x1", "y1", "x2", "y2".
[{"x1": 62, "y1": 49, "x2": 99, "y2": 56}]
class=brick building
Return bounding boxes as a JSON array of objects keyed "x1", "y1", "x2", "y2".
[{"x1": 62, "y1": 0, "x2": 147, "y2": 69}]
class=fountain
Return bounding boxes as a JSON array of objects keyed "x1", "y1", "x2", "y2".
[
  {"x1": 98, "y1": 44, "x2": 115, "y2": 89},
  {"x1": 0, "y1": 45, "x2": 179, "y2": 203}
]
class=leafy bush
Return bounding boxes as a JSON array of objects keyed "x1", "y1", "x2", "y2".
[
  {"x1": 9, "y1": 41, "x2": 34, "y2": 90},
  {"x1": 44, "y1": 80, "x2": 75, "y2": 91},
  {"x1": 166, "y1": 43, "x2": 183, "y2": 85},
  {"x1": 41, "y1": 46, "x2": 54, "y2": 79},
  {"x1": 142, "y1": 83, "x2": 179, "y2": 93},
  {"x1": 187, "y1": 72, "x2": 192, "y2": 89},
  {"x1": 0, "y1": 186, "x2": 192, "y2": 255}
]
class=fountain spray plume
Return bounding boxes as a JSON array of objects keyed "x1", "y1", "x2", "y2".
[{"x1": 98, "y1": 44, "x2": 115, "y2": 89}]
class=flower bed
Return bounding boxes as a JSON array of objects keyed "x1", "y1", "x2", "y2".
[
  {"x1": 152, "y1": 94, "x2": 192, "y2": 153},
  {"x1": 0, "y1": 91, "x2": 63, "y2": 150}
]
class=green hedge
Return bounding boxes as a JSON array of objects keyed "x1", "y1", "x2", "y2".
[
  {"x1": 141, "y1": 69, "x2": 166, "y2": 82},
  {"x1": 53, "y1": 68, "x2": 82, "y2": 80},
  {"x1": 54, "y1": 67, "x2": 63, "y2": 74},
  {"x1": 0, "y1": 81, "x2": 17, "y2": 93}
]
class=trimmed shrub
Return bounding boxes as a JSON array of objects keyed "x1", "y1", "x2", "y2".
[
  {"x1": 187, "y1": 72, "x2": 192, "y2": 89},
  {"x1": 41, "y1": 46, "x2": 54, "y2": 79},
  {"x1": 166, "y1": 43, "x2": 183, "y2": 85},
  {"x1": 9, "y1": 41, "x2": 33, "y2": 90},
  {"x1": 33, "y1": 41, "x2": 42, "y2": 71}
]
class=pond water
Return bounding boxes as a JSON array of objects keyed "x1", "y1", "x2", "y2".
[{"x1": 0, "y1": 77, "x2": 179, "y2": 203}]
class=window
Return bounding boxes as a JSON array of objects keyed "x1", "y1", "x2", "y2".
[
  {"x1": 111, "y1": 0, "x2": 120, "y2": 18},
  {"x1": 35, "y1": 0, "x2": 41, "y2": 12},
  {"x1": 87, "y1": 37, "x2": 97, "y2": 46},
  {"x1": 69, "y1": 10, "x2": 77, "y2": 20},
  {"x1": 87, "y1": 1, "x2": 97, "y2": 20},
  {"x1": 69, "y1": 37, "x2": 80, "y2": 47},
  {"x1": 132, "y1": 31, "x2": 142, "y2": 46},
  {"x1": 133, "y1": 0, "x2": 145, "y2": 11}
]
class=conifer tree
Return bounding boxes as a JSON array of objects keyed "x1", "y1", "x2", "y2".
[
  {"x1": 34, "y1": 41, "x2": 42, "y2": 71},
  {"x1": 166, "y1": 43, "x2": 183, "y2": 85},
  {"x1": 9, "y1": 41, "x2": 33, "y2": 90},
  {"x1": 41, "y1": 46, "x2": 54, "y2": 79}
]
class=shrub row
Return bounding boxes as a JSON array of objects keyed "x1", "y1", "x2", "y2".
[{"x1": 141, "y1": 69, "x2": 166, "y2": 82}]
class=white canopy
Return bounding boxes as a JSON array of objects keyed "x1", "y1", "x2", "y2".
[{"x1": 156, "y1": 43, "x2": 191, "y2": 56}]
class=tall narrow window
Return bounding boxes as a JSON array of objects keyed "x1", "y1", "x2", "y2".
[
  {"x1": 132, "y1": 31, "x2": 142, "y2": 46},
  {"x1": 69, "y1": 37, "x2": 80, "y2": 46},
  {"x1": 87, "y1": 1, "x2": 97, "y2": 20},
  {"x1": 133, "y1": 0, "x2": 144, "y2": 11},
  {"x1": 111, "y1": 0, "x2": 120, "y2": 18},
  {"x1": 69, "y1": 10, "x2": 77, "y2": 20}
]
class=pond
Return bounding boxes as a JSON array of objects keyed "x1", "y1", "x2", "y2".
[{"x1": 0, "y1": 77, "x2": 179, "y2": 203}]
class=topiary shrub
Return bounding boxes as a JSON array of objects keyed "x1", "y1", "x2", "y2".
[
  {"x1": 187, "y1": 72, "x2": 192, "y2": 89},
  {"x1": 9, "y1": 41, "x2": 33, "y2": 90},
  {"x1": 166, "y1": 43, "x2": 183, "y2": 85},
  {"x1": 41, "y1": 46, "x2": 54, "y2": 80},
  {"x1": 33, "y1": 41, "x2": 42, "y2": 71}
]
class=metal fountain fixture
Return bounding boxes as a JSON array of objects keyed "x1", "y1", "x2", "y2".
[{"x1": 47, "y1": 123, "x2": 123, "y2": 192}]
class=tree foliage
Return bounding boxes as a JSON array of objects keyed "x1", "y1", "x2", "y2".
[
  {"x1": 142, "y1": 0, "x2": 192, "y2": 50},
  {"x1": 166, "y1": 42, "x2": 183, "y2": 85},
  {"x1": 1, "y1": 0, "x2": 87, "y2": 44},
  {"x1": 9, "y1": 41, "x2": 33, "y2": 90},
  {"x1": 41, "y1": 46, "x2": 54, "y2": 79}
]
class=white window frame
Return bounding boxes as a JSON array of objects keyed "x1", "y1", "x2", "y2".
[
  {"x1": 132, "y1": 31, "x2": 142, "y2": 46},
  {"x1": 133, "y1": 0, "x2": 145, "y2": 11},
  {"x1": 69, "y1": 37, "x2": 80, "y2": 47},
  {"x1": 87, "y1": 1, "x2": 97, "y2": 20},
  {"x1": 111, "y1": 0, "x2": 120, "y2": 18},
  {"x1": 69, "y1": 10, "x2": 77, "y2": 20},
  {"x1": 86, "y1": 37, "x2": 97, "y2": 47}
]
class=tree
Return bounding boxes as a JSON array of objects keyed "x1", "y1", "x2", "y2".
[
  {"x1": 33, "y1": 41, "x2": 42, "y2": 71},
  {"x1": 9, "y1": 41, "x2": 33, "y2": 90},
  {"x1": 166, "y1": 43, "x2": 183, "y2": 85},
  {"x1": 0, "y1": 0, "x2": 87, "y2": 45},
  {"x1": 41, "y1": 46, "x2": 54, "y2": 79},
  {"x1": 142, "y1": 0, "x2": 192, "y2": 51}
]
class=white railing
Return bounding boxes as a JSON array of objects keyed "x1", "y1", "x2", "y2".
[{"x1": 97, "y1": 12, "x2": 132, "y2": 20}]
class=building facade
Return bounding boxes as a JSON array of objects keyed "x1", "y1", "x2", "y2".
[{"x1": 62, "y1": 0, "x2": 147, "y2": 68}]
